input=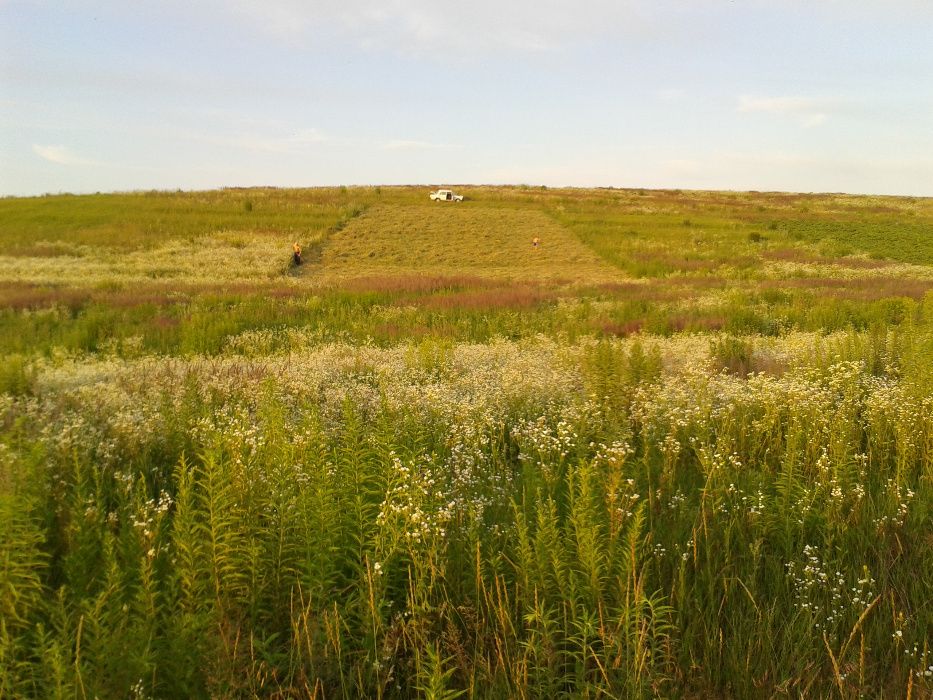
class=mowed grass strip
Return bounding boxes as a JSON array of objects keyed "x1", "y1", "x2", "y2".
[{"x1": 320, "y1": 203, "x2": 622, "y2": 283}]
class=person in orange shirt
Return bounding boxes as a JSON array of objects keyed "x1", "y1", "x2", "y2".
[{"x1": 292, "y1": 242, "x2": 302, "y2": 266}]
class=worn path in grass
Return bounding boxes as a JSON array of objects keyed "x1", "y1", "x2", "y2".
[{"x1": 317, "y1": 203, "x2": 623, "y2": 284}]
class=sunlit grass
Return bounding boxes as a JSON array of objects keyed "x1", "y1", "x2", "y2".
[
  {"x1": 0, "y1": 185, "x2": 931, "y2": 698},
  {"x1": 319, "y1": 203, "x2": 620, "y2": 282}
]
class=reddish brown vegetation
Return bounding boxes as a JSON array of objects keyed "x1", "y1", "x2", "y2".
[
  {"x1": 338, "y1": 274, "x2": 495, "y2": 295},
  {"x1": 763, "y1": 277, "x2": 933, "y2": 301},
  {"x1": 675, "y1": 276, "x2": 731, "y2": 289},
  {"x1": 417, "y1": 286, "x2": 554, "y2": 311},
  {"x1": 596, "y1": 319, "x2": 644, "y2": 337},
  {"x1": 0, "y1": 283, "x2": 91, "y2": 312},
  {"x1": 150, "y1": 315, "x2": 180, "y2": 330},
  {"x1": 0, "y1": 281, "x2": 305, "y2": 311},
  {"x1": 667, "y1": 314, "x2": 727, "y2": 332},
  {"x1": 335, "y1": 275, "x2": 564, "y2": 311}
]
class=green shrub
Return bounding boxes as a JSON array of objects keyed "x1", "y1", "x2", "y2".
[
  {"x1": 710, "y1": 334, "x2": 754, "y2": 376},
  {"x1": 0, "y1": 354, "x2": 35, "y2": 395}
]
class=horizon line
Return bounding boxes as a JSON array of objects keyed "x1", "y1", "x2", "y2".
[{"x1": 2, "y1": 183, "x2": 931, "y2": 201}]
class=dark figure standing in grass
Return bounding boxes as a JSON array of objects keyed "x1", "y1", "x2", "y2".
[{"x1": 292, "y1": 242, "x2": 302, "y2": 266}]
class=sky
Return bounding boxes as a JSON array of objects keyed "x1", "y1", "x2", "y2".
[{"x1": 1, "y1": 0, "x2": 932, "y2": 197}]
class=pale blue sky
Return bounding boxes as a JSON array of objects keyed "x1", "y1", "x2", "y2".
[{"x1": 2, "y1": 0, "x2": 932, "y2": 196}]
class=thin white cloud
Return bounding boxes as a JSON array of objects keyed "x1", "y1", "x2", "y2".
[
  {"x1": 32, "y1": 144, "x2": 102, "y2": 166},
  {"x1": 163, "y1": 126, "x2": 330, "y2": 154},
  {"x1": 231, "y1": 128, "x2": 330, "y2": 153},
  {"x1": 292, "y1": 128, "x2": 328, "y2": 144},
  {"x1": 17, "y1": 0, "x2": 933, "y2": 58},
  {"x1": 180, "y1": 0, "x2": 933, "y2": 56},
  {"x1": 183, "y1": 0, "x2": 648, "y2": 53},
  {"x1": 648, "y1": 149, "x2": 933, "y2": 196},
  {"x1": 738, "y1": 95, "x2": 840, "y2": 128},
  {"x1": 801, "y1": 113, "x2": 828, "y2": 128},
  {"x1": 737, "y1": 96, "x2": 827, "y2": 114},
  {"x1": 380, "y1": 139, "x2": 459, "y2": 151}
]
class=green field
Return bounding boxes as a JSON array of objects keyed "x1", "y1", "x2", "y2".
[{"x1": 1, "y1": 186, "x2": 932, "y2": 698}]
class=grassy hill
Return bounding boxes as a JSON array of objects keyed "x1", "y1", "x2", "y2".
[
  {"x1": 1, "y1": 186, "x2": 932, "y2": 699},
  {"x1": 1, "y1": 185, "x2": 932, "y2": 355}
]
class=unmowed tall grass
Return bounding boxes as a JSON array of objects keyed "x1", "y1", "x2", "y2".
[
  {"x1": 1, "y1": 186, "x2": 932, "y2": 698},
  {"x1": 1, "y1": 331, "x2": 931, "y2": 698}
]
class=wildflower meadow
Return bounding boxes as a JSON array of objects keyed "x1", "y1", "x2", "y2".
[{"x1": 1, "y1": 186, "x2": 931, "y2": 698}]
